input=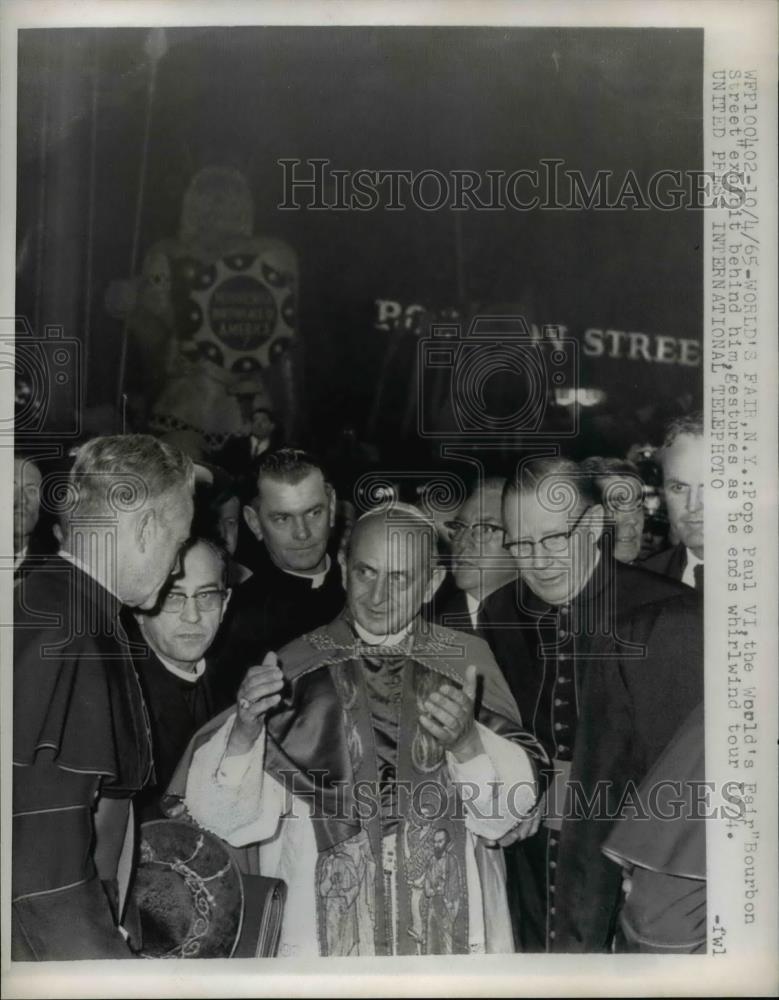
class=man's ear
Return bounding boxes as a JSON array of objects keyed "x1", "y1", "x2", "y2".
[
  {"x1": 425, "y1": 565, "x2": 446, "y2": 605},
  {"x1": 328, "y1": 485, "x2": 337, "y2": 528},
  {"x1": 135, "y1": 507, "x2": 156, "y2": 553},
  {"x1": 337, "y1": 548, "x2": 349, "y2": 591},
  {"x1": 243, "y1": 504, "x2": 263, "y2": 542},
  {"x1": 219, "y1": 587, "x2": 233, "y2": 622}
]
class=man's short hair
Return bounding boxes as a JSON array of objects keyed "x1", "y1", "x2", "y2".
[
  {"x1": 178, "y1": 536, "x2": 229, "y2": 585},
  {"x1": 579, "y1": 457, "x2": 642, "y2": 510},
  {"x1": 505, "y1": 456, "x2": 601, "y2": 511},
  {"x1": 14, "y1": 451, "x2": 42, "y2": 472},
  {"x1": 254, "y1": 447, "x2": 330, "y2": 501},
  {"x1": 471, "y1": 474, "x2": 507, "y2": 495},
  {"x1": 70, "y1": 435, "x2": 194, "y2": 520},
  {"x1": 662, "y1": 411, "x2": 703, "y2": 449}
]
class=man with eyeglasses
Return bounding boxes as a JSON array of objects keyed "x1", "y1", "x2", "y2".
[
  {"x1": 579, "y1": 456, "x2": 646, "y2": 565},
  {"x1": 127, "y1": 537, "x2": 233, "y2": 821},
  {"x1": 434, "y1": 477, "x2": 518, "y2": 636},
  {"x1": 480, "y1": 456, "x2": 702, "y2": 953},
  {"x1": 171, "y1": 505, "x2": 544, "y2": 956}
]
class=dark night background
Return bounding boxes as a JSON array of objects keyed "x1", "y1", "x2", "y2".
[{"x1": 16, "y1": 26, "x2": 703, "y2": 471}]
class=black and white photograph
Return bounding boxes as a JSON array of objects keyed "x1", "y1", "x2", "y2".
[{"x1": 2, "y1": 1, "x2": 776, "y2": 997}]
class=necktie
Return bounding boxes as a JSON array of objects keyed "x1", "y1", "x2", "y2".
[{"x1": 693, "y1": 563, "x2": 704, "y2": 593}]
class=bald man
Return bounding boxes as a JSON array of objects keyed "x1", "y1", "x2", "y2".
[{"x1": 172, "y1": 506, "x2": 545, "y2": 957}]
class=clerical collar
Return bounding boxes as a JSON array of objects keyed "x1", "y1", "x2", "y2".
[
  {"x1": 58, "y1": 547, "x2": 122, "y2": 602},
  {"x1": 153, "y1": 652, "x2": 206, "y2": 684},
  {"x1": 282, "y1": 554, "x2": 331, "y2": 590},
  {"x1": 353, "y1": 619, "x2": 413, "y2": 647}
]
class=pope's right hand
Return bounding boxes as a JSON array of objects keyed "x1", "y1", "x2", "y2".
[{"x1": 228, "y1": 651, "x2": 285, "y2": 755}]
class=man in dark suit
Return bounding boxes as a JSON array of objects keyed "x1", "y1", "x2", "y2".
[
  {"x1": 481, "y1": 456, "x2": 702, "y2": 952},
  {"x1": 12, "y1": 453, "x2": 60, "y2": 585},
  {"x1": 642, "y1": 412, "x2": 704, "y2": 591},
  {"x1": 579, "y1": 456, "x2": 645, "y2": 565},
  {"x1": 128, "y1": 537, "x2": 233, "y2": 820},
  {"x1": 13, "y1": 435, "x2": 194, "y2": 959},
  {"x1": 211, "y1": 448, "x2": 345, "y2": 698},
  {"x1": 213, "y1": 405, "x2": 281, "y2": 482},
  {"x1": 13, "y1": 453, "x2": 42, "y2": 572},
  {"x1": 433, "y1": 476, "x2": 517, "y2": 636}
]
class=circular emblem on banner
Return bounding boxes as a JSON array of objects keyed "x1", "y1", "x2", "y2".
[{"x1": 208, "y1": 275, "x2": 278, "y2": 352}]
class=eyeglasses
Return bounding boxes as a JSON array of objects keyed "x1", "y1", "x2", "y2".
[
  {"x1": 443, "y1": 520, "x2": 505, "y2": 544},
  {"x1": 502, "y1": 507, "x2": 592, "y2": 559},
  {"x1": 160, "y1": 589, "x2": 226, "y2": 614}
]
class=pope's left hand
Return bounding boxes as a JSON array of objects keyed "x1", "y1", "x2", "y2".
[{"x1": 419, "y1": 664, "x2": 482, "y2": 761}]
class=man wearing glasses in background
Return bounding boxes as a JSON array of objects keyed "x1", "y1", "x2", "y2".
[
  {"x1": 434, "y1": 476, "x2": 518, "y2": 636},
  {"x1": 480, "y1": 457, "x2": 702, "y2": 954},
  {"x1": 128, "y1": 537, "x2": 232, "y2": 820}
]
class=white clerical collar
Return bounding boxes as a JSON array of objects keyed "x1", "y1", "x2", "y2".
[
  {"x1": 353, "y1": 619, "x2": 413, "y2": 647},
  {"x1": 283, "y1": 554, "x2": 331, "y2": 590},
  {"x1": 58, "y1": 548, "x2": 122, "y2": 601},
  {"x1": 153, "y1": 652, "x2": 206, "y2": 684},
  {"x1": 682, "y1": 548, "x2": 704, "y2": 589},
  {"x1": 14, "y1": 545, "x2": 28, "y2": 571}
]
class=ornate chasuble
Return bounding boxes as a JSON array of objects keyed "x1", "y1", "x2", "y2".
[
  {"x1": 270, "y1": 614, "x2": 532, "y2": 957},
  {"x1": 165, "y1": 613, "x2": 537, "y2": 957},
  {"x1": 315, "y1": 643, "x2": 470, "y2": 956}
]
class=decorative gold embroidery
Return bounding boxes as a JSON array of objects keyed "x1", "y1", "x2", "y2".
[{"x1": 316, "y1": 831, "x2": 377, "y2": 956}]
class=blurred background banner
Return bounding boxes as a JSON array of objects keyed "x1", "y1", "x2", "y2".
[{"x1": 16, "y1": 25, "x2": 702, "y2": 460}]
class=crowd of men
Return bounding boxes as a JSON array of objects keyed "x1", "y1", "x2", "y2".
[{"x1": 12, "y1": 411, "x2": 706, "y2": 959}]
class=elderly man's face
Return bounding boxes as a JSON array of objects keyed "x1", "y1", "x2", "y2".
[
  {"x1": 662, "y1": 433, "x2": 704, "y2": 559},
  {"x1": 139, "y1": 541, "x2": 230, "y2": 670},
  {"x1": 126, "y1": 486, "x2": 194, "y2": 610},
  {"x1": 346, "y1": 517, "x2": 440, "y2": 636},
  {"x1": 449, "y1": 483, "x2": 516, "y2": 599},
  {"x1": 13, "y1": 457, "x2": 41, "y2": 550},
  {"x1": 503, "y1": 482, "x2": 603, "y2": 606},
  {"x1": 599, "y1": 474, "x2": 645, "y2": 564},
  {"x1": 245, "y1": 470, "x2": 334, "y2": 576}
]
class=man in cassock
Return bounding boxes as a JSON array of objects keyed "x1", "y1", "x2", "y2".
[
  {"x1": 211, "y1": 448, "x2": 345, "y2": 698},
  {"x1": 127, "y1": 537, "x2": 233, "y2": 820},
  {"x1": 602, "y1": 703, "x2": 706, "y2": 953},
  {"x1": 175, "y1": 504, "x2": 544, "y2": 957},
  {"x1": 481, "y1": 456, "x2": 702, "y2": 952},
  {"x1": 13, "y1": 435, "x2": 194, "y2": 959}
]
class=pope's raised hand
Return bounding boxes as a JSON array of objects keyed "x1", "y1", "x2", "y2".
[
  {"x1": 228, "y1": 651, "x2": 285, "y2": 755},
  {"x1": 419, "y1": 663, "x2": 483, "y2": 761}
]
